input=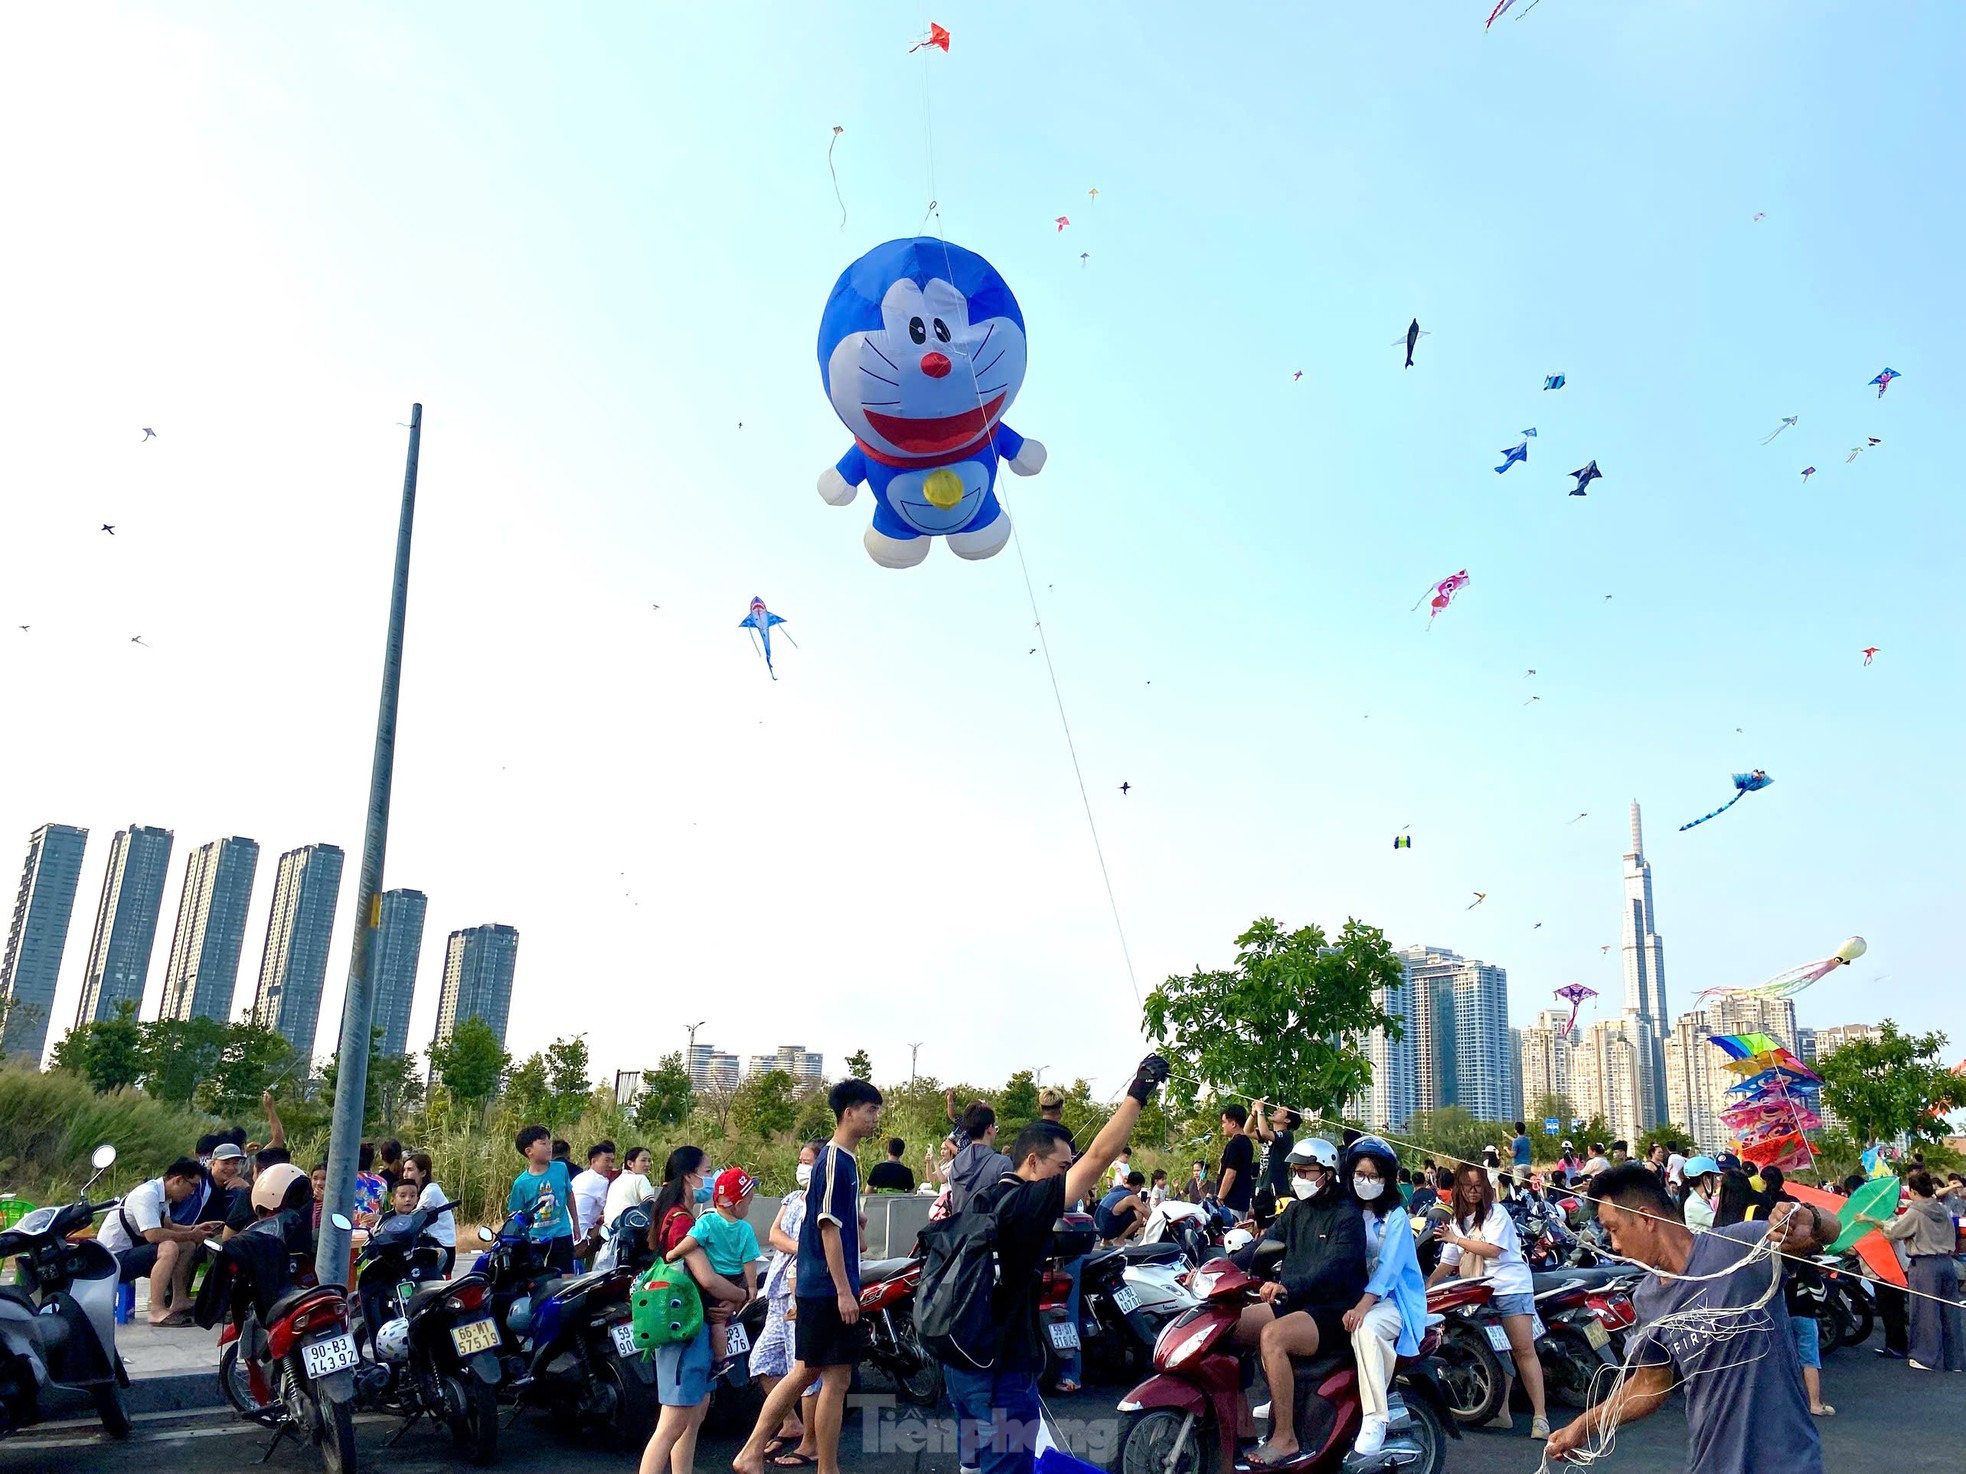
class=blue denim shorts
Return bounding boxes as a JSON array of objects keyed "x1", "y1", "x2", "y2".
[
  {"x1": 1491, "y1": 1292, "x2": 1538, "y2": 1320},
  {"x1": 1790, "y1": 1315, "x2": 1821, "y2": 1370}
]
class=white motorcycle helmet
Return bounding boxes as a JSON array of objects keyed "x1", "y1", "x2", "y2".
[
  {"x1": 373, "y1": 1316, "x2": 412, "y2": 1364},
  {"x1": 1286, "y1": 1138, "x2": 1339, "y2": 1198},
  {"x1": 1222, "y1": 1227, "x2": 1254, "y2": 1255}
]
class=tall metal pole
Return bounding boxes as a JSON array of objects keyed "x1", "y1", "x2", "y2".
[
  {"x1": 316, "y1": 404, "x2": 422, "y2": 1285},
  {"x1": 907, "y1": 1042, "x2": 923, "y2": 1082}
]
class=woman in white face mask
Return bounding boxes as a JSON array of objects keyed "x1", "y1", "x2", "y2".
[
  {"x1": 1340, "y1": 1138, "x2": 1430, "y2": 1458},
  {"x1": 749, "y1": 1140, "x2": 827, "y2": 1456}
]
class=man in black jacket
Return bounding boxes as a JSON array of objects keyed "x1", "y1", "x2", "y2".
[{"x1": 1240, "y1": 1137, "x2": 1368, "y2": 1466}]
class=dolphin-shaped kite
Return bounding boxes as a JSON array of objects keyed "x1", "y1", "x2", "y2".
[
  {"x1": 1495, "y1": 442, "x2": 1529, "y2": 474},
  {"x1": 739, "y1": 595, "x2": 797, "y2": 680}
]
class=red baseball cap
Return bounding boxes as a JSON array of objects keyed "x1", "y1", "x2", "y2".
[{"x1": 713, "y1": 1167, "x2": 756, "y2": 1206}]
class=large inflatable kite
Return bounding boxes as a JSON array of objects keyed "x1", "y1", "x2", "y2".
[{"x1": 815, "y1": 237, "x2": 1046, "y2": 568}]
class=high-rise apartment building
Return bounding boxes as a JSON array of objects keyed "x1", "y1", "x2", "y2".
[
  {"x1": 431, "y1": 924, "x2": 519, "y2": 1050},
  {"x1": 252, "y1": 844, "x2": 345, "y2": 1054},
  {"x1": 1517, "y1": 1008, "x2": 1577, "y2": 1119},
  {"x1": 687, "y1": 1043, "x2": 741, "y2": 1091},
  {"x1": 1620, "y1": 802, "x2": 1669, "y2": 1126},
  {"x1": 1571, "y1": 1016, "x2": 1648, "y2": 1146},
  {"x1": 1391, "y1": 946, "x2": 1513, "y2": 1121},
  {"x1": 1356, "y1": 969, "x2": 1420, "y2": 1130},
  {"x1": 1, "y1": 824, "x2": 89, "y2": 1060},
  {"x1": 159, "y1": 837, "x2": 260, "y2": 1023},
  {"x1": 370, "y1": 889, "x2": 428, "y2": 1057},
  {"x1": 1807, "y1": 1024, "x2": 1881, "y2": 1133},
  {"x1": 76, "y1": 824, "x2": 175, "y2": 1026},
  {"x1": 1662, "y1": 996, "x2": 1798, "y2": 1151}
]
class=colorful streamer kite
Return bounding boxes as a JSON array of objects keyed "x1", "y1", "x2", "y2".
[
  {"x1": 1761, "y1": 416, "x2": 1797, "y2": 444},
  {"x1": 1553, "y1": 983, "x2": 1597, "y2": 1036},
  {"x1": 1678, "y1": 769, "x2": 1772, "y2": 831},
  {"x1": 1412, "y1": 569, "x2": 1469, "y2": 627},
  {"x1": 1713, "y1": 1034, "x2": 1823, "y2": 1173},
  {"x1": 1695, "y1": 937, "x2": 1865, "y2": 1005}
]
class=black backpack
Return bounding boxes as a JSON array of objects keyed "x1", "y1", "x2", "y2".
[{"x1": 914, "y1": 1177, "x2": 1012, "y2": 1372}]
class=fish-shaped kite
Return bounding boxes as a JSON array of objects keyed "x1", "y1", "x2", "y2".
[
  {"x1": 1679, "y1": 769, "x2": 1773, "y2": 832},
  {"x1": 1543, "y1": 374, "x2": 1565, "y2": 391},
  {"x1": 1495, "y1": 442, "x2": 1529, "y2": 474},
  {"x1": 1412, "y1": 569, "x2": 1469, "y2": 627},
  {"x1": 1761, "y1": 416, "x2": 1798, "y2": 444},
  {"x1": 1869, "y1": 368, "x2": 1900, "y2": 398},
  {"x1": 1395, "y1": 318, "x2": 1427, "y2": 369},
  {"x1": 1568, "y1": 460, "x2": 1602, "y2": 496},
  {"x1": 739, "y1": 595, "x2": 798, "y2": 680}
]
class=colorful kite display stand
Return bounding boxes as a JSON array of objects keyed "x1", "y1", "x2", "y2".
[
  {"x1": 1713, "y1": 1034, "x2": 1822, "y2": 1175},
  {"x1": 815, "y1": 237, "x2": 1046, "y2": 569}
]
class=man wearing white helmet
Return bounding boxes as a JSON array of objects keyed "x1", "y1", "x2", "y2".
[{"x1": 1239, "y1": 1137, "x2": 1368, "y2": 1467}]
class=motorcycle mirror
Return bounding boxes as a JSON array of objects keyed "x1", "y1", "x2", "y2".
[
  {"x1": 91, "y1": 1144, "x2": 117, "y2": 1170},
  {"x1": 477, "y1": 1225, "x2": 496, "y2": 1243},
  {"x1": 330, "y1": 1213, "x2": 354, "y2": 1232}
]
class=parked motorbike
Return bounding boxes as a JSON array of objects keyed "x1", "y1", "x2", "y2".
[
  {"x1": 208, "y1": 1211, "x2": 360, "y2": 1473},
  {"x1": 856, "y1": 1255, "x2": 942, "y2": 1405},
  {"x1": 1114, "y1": 1255, "x2": 1457, "y2": 1474},
  {"x1": 1425, "y1": 1277, "x2": 1526, "y2": 1426},
  {"x1": 1076, "y1": 1240, "x2": 1194, "y2": 1382},
  {"x1": 1820, "y1": 1254, "x2": 1874, "y2": 1348},
  {"x1": 468, "y1": 1206, "x2": 654, "y2": 1450},
  {"x1": 350, "y1": 1200, "x2": 500, "y2": 1463},
  {"x1": 0, "y1": 1144, "x2": 129, "y2": 1440},
  {"x1": 1139, "y1": 1199, "x2": 1225, "y2": 1265},
  {"x1": 1528, "y1": 1274, "x2": 1631, "y2": 1409}
]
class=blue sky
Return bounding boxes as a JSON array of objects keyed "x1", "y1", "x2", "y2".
[{"x1": 0, "y1": 3, "x2": 1959, "y2": 1095}]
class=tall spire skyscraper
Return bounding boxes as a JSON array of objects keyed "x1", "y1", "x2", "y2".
[{"x1": 1621, "y1": 801, "x2": 1668, "y2": 1126}]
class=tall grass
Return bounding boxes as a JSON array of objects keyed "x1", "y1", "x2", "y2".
[{"x1": 0, "y1": 1064, "x2": 214, "y2": 1204}]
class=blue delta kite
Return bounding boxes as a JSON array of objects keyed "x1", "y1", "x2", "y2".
[
  {"x1": 1495, "y1": 442, "x2": 1529, "y2": 474},
  {"x1": 739, "y1": 596, "x2": 797, "y2": 680}
]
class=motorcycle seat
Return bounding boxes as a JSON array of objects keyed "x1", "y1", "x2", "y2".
[
  {"x1": 0, "y1": 1282, "x2": 37, "y2": 1313},
  {"x1": 1531, "y1": 1267, "x2": 1627, "y2": 1293},
  {"x1": 265, "y1": 1284, "x2": 336, "y2": 1327},
  {"x1": 1292, "y1": 1344, "x2": 1355, "y2": 1384},
  {"x1": 408, "y1": 1281, "x2": 456, "y2": 1313},
  {"x1": 1533, "y1": 1279, "x2": 1586, "y2": 1303},
  {"x1": 859, "y1": 1257, "x2": 915, "y2": 1287},
  {"x1": 1118, "y1": 1241, "x2": 1185, "y2": 1264}
]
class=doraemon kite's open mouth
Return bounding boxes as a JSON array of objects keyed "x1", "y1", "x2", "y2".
[{"x1": 864, "y1": 393, "x2": 1005, "y2": 458}]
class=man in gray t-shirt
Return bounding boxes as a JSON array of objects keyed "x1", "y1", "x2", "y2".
[{"x1": 1547, "y1": 1164, "x2": 1822, "y2": 1474}]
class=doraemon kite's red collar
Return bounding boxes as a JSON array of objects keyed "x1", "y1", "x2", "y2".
[{"x1": 856, "y1": 393, "x2": 1005, "y2": 466}]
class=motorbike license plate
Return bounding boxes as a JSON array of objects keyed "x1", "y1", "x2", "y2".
[
  {"x1": 726, "y1": 1321, "x2": 751, "y2": 1356},
  {"x1": 1584, "y1": 1320, "x2": 1610, "y2": 1350},
  {"x1": 450, "y1": 1317, "x2": 500, "y2": 1356},
  {"x1": 301, "y1": 1333, "x2": 359, "y2": 1378},
  {"x1": 1047, "y1": 1321, "x2": 1081, "y2": 1352},
  {"x1": 1113, "y1": 1286, "x2": 1141, "y2": 1314},
  {"x1": 1484, "y1": 1324, "x2": 1511, "y2": 1353},
  {"x1": 610, "y1": 1323, "x2": 639, "y2": 1358},
  {"x1": 1531, "y1": 1314, "x2": 1547, "y2": 1340}
]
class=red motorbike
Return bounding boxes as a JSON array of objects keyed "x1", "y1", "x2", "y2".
[
  {"x1": 1527, "y1": 1273, "x2": 1633, "y2": 1410},
  {"x1": 855, "y1": 1255, "x2": 942, "y2": 1406},
  {"x1": 1114, "y1": 1256, "x2": 1457, "y2": 1474}
]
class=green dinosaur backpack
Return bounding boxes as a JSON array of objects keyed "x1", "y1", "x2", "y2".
[{"x1": 630, "y1": 1248, "x2": 703, "y2": 1350}]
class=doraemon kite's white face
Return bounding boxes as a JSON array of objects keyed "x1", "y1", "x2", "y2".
[{"x1": 826, "y1": 277, "x2": 1026, "y2": 463}]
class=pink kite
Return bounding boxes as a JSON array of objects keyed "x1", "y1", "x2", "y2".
[
  {"x1": 1553, "y1": 984, "x2": 1597, "y2": 1036},
  {"x1": 1412, "y1": 569, "x2": 1470, "y2": 627},
  {"x1": 1055, "y1": 216, "x2": 1069, "y2": 232},
  {"x1": 909, "y1": 22, "x2": 950, "y2": 53}
]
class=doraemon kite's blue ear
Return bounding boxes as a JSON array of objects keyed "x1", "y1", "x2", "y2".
[{"x1": 817, "y1": 237, "x2": 1024, "y2": 388}]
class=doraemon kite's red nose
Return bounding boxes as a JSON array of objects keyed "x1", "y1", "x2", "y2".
[{"x1": 919, "y1": 351, "x2": 952, "y2": 378}]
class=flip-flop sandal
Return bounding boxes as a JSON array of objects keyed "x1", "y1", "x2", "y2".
[
  {"x1": 1244, "y1": 1445, "x2": 1299, "y2": 1469},
  {"x1": 761, "y1": 1438, "x2": 792, "y2": 1459},
  {"x1": 769, "y1": 1455, "x2": 817, "y2": 1468},
  {"x1": 1056, "y1": 1380, "x2": 1081, "y2": 1394},
  {"x1": 1811, "y1": 1406, "x2": 1836, "y2": 1418}
]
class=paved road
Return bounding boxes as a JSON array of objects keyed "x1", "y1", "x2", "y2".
[{"x1": 7, "y1": 1346, "x2": 1957, "y2": 1473}]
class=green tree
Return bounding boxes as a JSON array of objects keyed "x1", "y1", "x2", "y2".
[
  {"x1": 793, "y1": 1087, "x2": 836, "y2": 1144},
  {"x1": 845, "y1": 1049, "x2": 874, "y2": 1082},
  {"x1": 545, "y1": 1035, "x2": 594, "y2": 1124},
  {"x1": 49, "y1": 1001, "x2": 145, "y2": 1093},
  {"x1": 373, "y1": 1051, "x2": 424, "y2": 1131},
  {"x1": 321, "y1": 1028, "x2": 411, "y2": 1135},
  {"x1": 732, "y1": 1069, "x2": 798, "y2": 1138},
  {"x1": 505, "y1": 1052, "x2": 552, "y2": 1125},
  {"x1": 1816, "y1": 1021, "x2": 1961, "y2": 1147},
  {"x1": 428, "y1": 1016, "x2": 509, "y2": 1111},
  {"x1": 1401, "y1": 1107, "x2": 1489, "y2": 1167},
  {"x1": 1636, "y1": 1122, "x2": 1695, "y2": 1160},
  {"x1": 138, "y1": 1016, "x2": 227, "y2": 1105},
  {"x1": 999, "y1": 1069, "x2": 1040, "y2": 1126},
  {"x1": 632, "y1": 1052, "x2": 694, "y2": 1130},
  {"x1": 198, "y1": 1021, "x2": 301, "y2": 1122},
  {"x1": 1143, "y1": 917, "x2": 1403, "y2": 1123}
]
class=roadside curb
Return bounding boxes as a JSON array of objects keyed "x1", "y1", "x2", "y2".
[{"x1": 127, "y1": 1372, "x2": 226, "y2": 1417}]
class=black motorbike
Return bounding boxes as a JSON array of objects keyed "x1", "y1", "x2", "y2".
[
  {"x1": 351, "y1": 1201, "x2": 500, "y2": 1463},
  {"x1": 469, "y1": 1202, "x2": 655, "y2": 1451},
  {"x1": 1075, "y1": 1239, "x2": 1188, "y2": 1382}
]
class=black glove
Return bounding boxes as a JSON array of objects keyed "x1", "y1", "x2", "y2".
[{"x1": 1127, "y1": 1053, "x2": 1171, "y2": 1104}]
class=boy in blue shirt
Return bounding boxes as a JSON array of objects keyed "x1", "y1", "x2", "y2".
[
  {"x1": 506, "y1": 1123, "x2": 576, "y2": 1272},
  {"x1": 671, "y1": 1167, "x2": 762, "y2": 1372}
]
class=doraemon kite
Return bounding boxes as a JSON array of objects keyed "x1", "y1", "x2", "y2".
[{"x1": 816, "y1": 237, "x2": 1046, "y2": 568}]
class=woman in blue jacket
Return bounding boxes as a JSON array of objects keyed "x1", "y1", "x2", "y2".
[{"x1": 1341, "y1": 1137, "x2": 1429, "y2": 1459}]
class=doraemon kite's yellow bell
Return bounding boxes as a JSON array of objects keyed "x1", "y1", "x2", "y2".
[{"x1": 922, "y1": 469, "x2": 965, "y2": 509}]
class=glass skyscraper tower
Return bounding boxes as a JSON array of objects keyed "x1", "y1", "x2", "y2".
[
  {"x1": 370, "y1": 889, "x2": 427, "y2": 1057},
  {"x1": 1, "y1": 824, "x2": 89, "y2": 1059},
  {"x1": 252, "y1": 844, "x2": 345, "y2": 1054},
  {"x1": 77, "y1": 824, "x2": 175, "y2": 1025},
  {"x1": 432, "y1": 924, "x2": 519, "y2": 1051},
  {"x1": 159, "y1": 837, "x2": 260, "y2": 1023}
]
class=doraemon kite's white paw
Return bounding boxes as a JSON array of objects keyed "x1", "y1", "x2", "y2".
[
  {"x1": 818, "y1": 467, "x2": 858, "y2": 506},
  {"x1": 865, "y1": 526, "x2": 930, "y2": 568},
  {"x1": 1008, "y1": 438, "x2": 1047, "y2": 476},
  {"x1": 947, "y1": 514, "x2": 1011, "y2": 561}
]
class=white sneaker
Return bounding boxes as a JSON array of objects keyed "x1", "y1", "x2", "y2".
[{"x1": 1352, "y1": 1415, "x2": 1389, "y2": 1458}]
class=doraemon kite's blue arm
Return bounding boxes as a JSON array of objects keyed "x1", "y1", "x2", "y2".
[{"x1": 993, "y1": 423, "x2": 1025, "y2": 462}]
